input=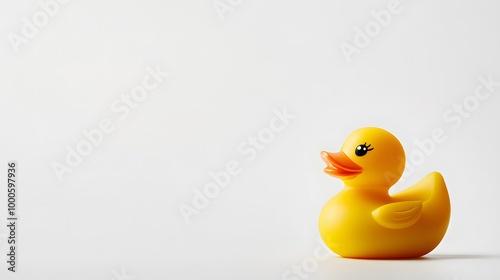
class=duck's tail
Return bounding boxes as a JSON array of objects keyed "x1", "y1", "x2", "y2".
[
  {"x1": 394, "y1": 172, "x2": 447, "y2": 201},
  {"x1": 393, "y1": 171, "x2": 451, "y2": 224}
]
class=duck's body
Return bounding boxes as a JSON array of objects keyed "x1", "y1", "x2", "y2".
[{"x1": 319, "y1": 127, "x2": 451, "y2": 259}]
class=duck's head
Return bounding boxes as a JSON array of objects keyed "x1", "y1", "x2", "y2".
[{"x1": 321, "y1": 127, "x2": 405, "y2": 189}]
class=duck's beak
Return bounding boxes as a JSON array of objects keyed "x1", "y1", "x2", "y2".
[{"x1": 320, "y1": 151, "x2": 363, "y2": 178}]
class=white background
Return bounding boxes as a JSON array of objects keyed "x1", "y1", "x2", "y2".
[{"x1": 1, "y1": 0, "x2": 500, "y2": 279}]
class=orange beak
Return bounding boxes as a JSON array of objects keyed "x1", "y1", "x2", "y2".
[{"x1": 320, "y1": 151, "x2": 363, "y2": 178}]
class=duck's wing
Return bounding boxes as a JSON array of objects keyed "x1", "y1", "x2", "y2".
[{"x1": 372, "y1": 201, "x2": 423, "y2": 229}]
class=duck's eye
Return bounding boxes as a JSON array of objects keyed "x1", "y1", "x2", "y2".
[{"x1": 355, "y1": 143, "x2": 374, "y2": 157}]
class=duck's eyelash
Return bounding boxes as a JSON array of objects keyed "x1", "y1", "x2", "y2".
[{"x1": 365, "y1": 143, "x2": 374, "y2": 151}]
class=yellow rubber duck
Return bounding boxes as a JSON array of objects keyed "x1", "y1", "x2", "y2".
[{"x1": 319, "y1": 127, "x2": 450, "y2": 259}]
